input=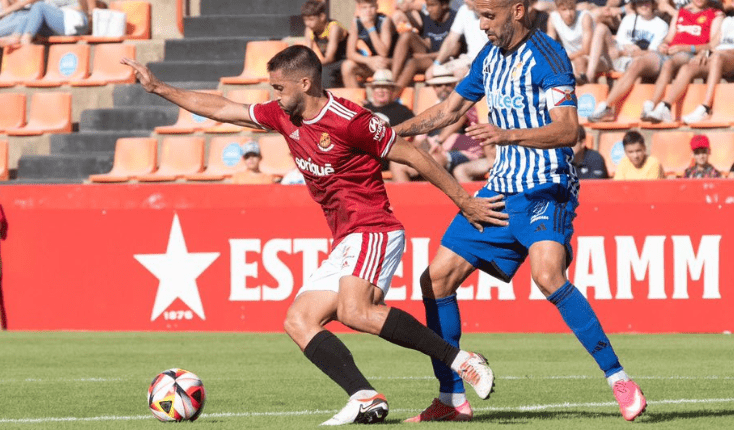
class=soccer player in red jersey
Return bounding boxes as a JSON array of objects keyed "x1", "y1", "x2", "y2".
[{"x1": 122, "y1": 45, "x2": 507, "y2": 425}]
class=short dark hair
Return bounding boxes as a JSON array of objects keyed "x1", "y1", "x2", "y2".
[
  {"x1": 301, "y1": 0, "x2": 326, "y2": 17},
  {"x1": 267, "y1": 45, "x2": 322, "y2": 84},
  {"x1": 577, "y1": 125, "x2": 586, "y2": 142},
  {"x1": 622, "y1": 130, "x2": 645, "y2": 147}
]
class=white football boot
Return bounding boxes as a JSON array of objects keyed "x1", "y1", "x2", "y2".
[{"x1": 321, "y1": 393, "x2": 388, "y2": 426}]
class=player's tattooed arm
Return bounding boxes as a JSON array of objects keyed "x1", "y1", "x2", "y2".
[{"x1": 394, "y1": 91, "x2": 474, "y2": 137}]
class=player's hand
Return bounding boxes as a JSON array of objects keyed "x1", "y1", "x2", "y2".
[
  {"x1": 465, "y1": 123, "x2": 511, "y2": 146},
  {"x1": 121, "y1": 57, "x2": 160, "y2": 93},
  {"x1": 460, "y1": 194, "x2": 509, "y2": 231}
]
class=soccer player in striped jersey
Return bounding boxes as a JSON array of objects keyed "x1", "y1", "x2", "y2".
[
  {"x1": 394, "y1": 0, "x2": 647, "y2": 423},
  {"x1": 122, "y1": 45, "x2": 504, "y2": 426}
]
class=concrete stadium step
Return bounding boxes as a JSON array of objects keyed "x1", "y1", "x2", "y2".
[
  {"x1": 80, "y1": 106, "x2": 178, "y2": 132},
  {"x1": 201, "y1": 0, "x2": 305, "y2": 16},
  {"x1": 147, "y1": 60, "x2": 243, "y2": 83},
  {"x1": 17, "y1": 153, "x2": 113, "y2": 180},
  {"x1": 49, "y1": 131, "x2": 153, "y2": 154},
  {"x1": 163, "y1": 37, "x2": 269, "y2": 62},
  {"x1": 113, "y1": 83, "x2": 218, "y2": 108},
  {"x1": 183, "y1": 15, "x2": 297, "y2": 39}
]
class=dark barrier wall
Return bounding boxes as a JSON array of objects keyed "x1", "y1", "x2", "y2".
[{"x1": 1, "y1": 180, "x2": 731, "y2": 332}]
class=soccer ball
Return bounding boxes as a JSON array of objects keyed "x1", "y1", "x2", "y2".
[{"x1": 148, "y1": 368, "x2": 206, "y2": 422}]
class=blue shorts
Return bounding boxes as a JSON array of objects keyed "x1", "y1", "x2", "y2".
[{"x1": 441, "y1": 187, "x2": 577, "y2": 282}]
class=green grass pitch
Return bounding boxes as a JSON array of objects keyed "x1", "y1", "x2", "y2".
[{"x1": 1, "y1": 332, "x2": 733, "y2": 429}]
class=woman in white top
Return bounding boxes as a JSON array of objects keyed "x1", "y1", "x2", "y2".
[
  {"x1": 547, "y1": 0, "x2": 594, "y2": 82},
  {"x1": 0, "y1": 0, "x2": 96, "y2": 46}
]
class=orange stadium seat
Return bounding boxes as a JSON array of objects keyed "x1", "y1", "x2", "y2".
[
  {"x1": 588, "y1": 84, "x2": 655, "y2": 130},
  {"x1": 0, "y1": 45, "x2": 45, "y2": 88},
  {"x1": 7, "y1": 92, "x2": 72, "y2": 136},
  {"x1": 377, "y1": 0, "x2": 397, "y2": 16},
  {"x1": 576, "y1": 84, "x2": 608, "y2": 126},
  {"x1": 155, "y1": 90, "x2": 222, "y2": 134},
  {"x1": 639, "y1": 85, "x2": 682, "y2": 130},
  {"x1": 88, "y1": 0, "x2": 152, "y2": 42},
  {"x1": 597, "y1": 132, "x2": 627, "y2": 177},
  {"x1": 26, "y1": 44, "x2": 90, "y2": 88},
  {"x1": 0, "y1": 139, "x2": 8, "y2": 181},
  {"x1": 398, "y1": 86, "x2": 414, "y2": 110},
  {"x1": 0, "y1": 93, "x2": 26, "y2": 133},
  {"x1": 329, "y1": 87, "x2": 366, "y2": 105},
  {"x1": 89, "y1": 138, "x2": 158, "y2": 182},
  {"x1": 414, "y1": 86, "x2": 440, "y2": 114},
  {"x1": 649, "y1": 83, "x2": 708, "y2": 129},
  {"x1": 70, "y1": 43, "x2": 136, "y2": 87},
  {"x1": 186, "y1": 136, "x2": 251, "y2": 181},
  {"x1": 137, "y1": 136, "x2": 206, "y2": 182},
  {"x1": 220, "y1": 40, "x2": 289, "y2": 85},
  {"x1": 689, "y1": 83, "x2": 734, "y2": 128},
  {"x1": 204, "y1": 89, "x2": 271, "y2": 134},
  {"x1": 703, "y1": 131, "x2": 734, "y2": 173},
  {"x1": 650, "y1": 131, "x2": 694, "y2": 177},
  {"x1": 258, "y1": 134, "x2": 296, "y2": 176}
]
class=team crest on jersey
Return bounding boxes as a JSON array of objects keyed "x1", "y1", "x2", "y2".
[
  {"x1": 511, "y1": 62, "x2": 524, "y2": 81},
  {"x1": 318, "y1": 132, "x2": 334, "y2": 152}
]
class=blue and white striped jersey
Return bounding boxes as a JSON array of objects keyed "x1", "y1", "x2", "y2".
[{"x1": 456, "y1": 29, "x2": 579, "y2": 198}]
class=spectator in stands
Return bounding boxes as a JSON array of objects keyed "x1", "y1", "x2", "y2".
[
  {"x1": 0, "y1": 0, "x2": 97, "y2": 47},
  {"x1": 583, "y1": 0, "x2": 668, "y2": 85},
  {"x1": 392, "y1": 0, "x2": 424, "y2": 33},
  {"x1": 425, "y1": 0, "x2": 488, "y2": 81},
  {"x1": 0, "y1": 1, "x2": 32, "y2": 37},
  {"x1": 391, "y1": 0, "x2": 457, "y2": 90},
  {"x1": 528, "y1": 0, "x2": 550, "y2": 32},
  {"x1": 641, "y1": 0, "x2": 724, "y2": 122},
  {"x1": 341, "y1": 0, "x2": 397, "y2": 88},
  {"x1": 588, "y1": 0, "x2": 721, "y2": 122},
  {"x1": 390, "y1": 70, "x2": 483, "y2": 182},
  {"x1": 302, "y1": 0, "x2": 348, "y2": 89},
  {"x1": 546, "y1": 0, "x2": 595, "y2": 83},
  {"x1": 572, "y1": 126, "x2": 609, "y2": 179},
  {"x1": 231, "y1": 141, "x2": 275, "y2": 185},
  {"x1": 614, "y1": 130, "x2": 665, "y2": 179},
  {"x1": 683, "y1": 134, "x2": 722, "y2": 178}
]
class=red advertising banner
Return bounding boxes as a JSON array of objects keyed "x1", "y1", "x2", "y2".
[{"x1": 0, "y1": 180, "x2": 731, "y2": 333}]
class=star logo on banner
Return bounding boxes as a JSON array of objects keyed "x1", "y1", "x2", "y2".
[{"x1": 134, "y1": 214, "x2": 219, "y2": 321}]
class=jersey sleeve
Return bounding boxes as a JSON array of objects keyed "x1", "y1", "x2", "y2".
[
  {"x1": 455, "y1": 44, "x2": 491, "y2": 102},
  {"x1": 248, "y1": 101, "x2": 281, "y2": 132},
  {"x1": 345, "y1": 110, "x2": 397, "y2": 158},
  {"x1": 536, "y1": 39, "x2": 577, "y2": 110}
]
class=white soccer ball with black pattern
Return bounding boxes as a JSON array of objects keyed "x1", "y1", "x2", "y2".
[{"x1": 148, "y1": 368, "x2": 206, "y2": 422}]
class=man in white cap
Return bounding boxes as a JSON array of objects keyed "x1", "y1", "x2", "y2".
[{"x1": 232, "y1": 141, "x2": 275, "y2": 184}]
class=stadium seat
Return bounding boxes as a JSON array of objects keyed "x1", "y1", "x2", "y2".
[
  {"x1": 597, "y1": 131, "x2": 627, "y2": 177},
  {"x1": 0, "y1": 45, "x2": 45, "y2": 87},
  {"x1": 203, "y1": 89, "x2": 271, "y2": 133},
  {"x1": 398, "y1": 86, "x2": 414, "y2": 110},
  {"x1": 647, "y1": 83, "x2": 708, "y2": 129},
  {"x1": 689, "y1": 83, "x2": 734, "y2": 128},
  {"x1": 70, "y1": 43, "x2": 136, "y2": 87},
  {"x1": 154, "y1": 90, "x2": 222, "y2": 134},
  {"x1": 0, "y1": 93, "x2": 26, "y2": 133},
  {"x1": 137, "y1": 136, "x2": 206, "y2": 182},
  {"x1": 329, "y1": 87, "x2": 366, "y2": 105},
  {"x1": 258, "y1": 134, "x2": 296, "y2": 176},
  {"x1": 0, "y1": 139, "x2": 8, "y2": 181},
  {"x1": 86, "y1": 0, "x2": 152, "y2": 42},
  {"x1": 414, "y1": 86, "x2": 440, "y2": 114},
  {"x1": 185, "y1": 136, "x2": 250, "y2": 181},
  {"x1": 639, "y1": 85, "x2": 683, "y2": 129},
  {"x1": 704, "y1": 131, "x2": 734, "y2": 173},
  {"x1": 26, "y1": 44, "x2": 90, "y2": 88},
  {"x1": 220, "y1": 40, "x2": 289, "y2": 85},
  {"x1": 587, "y1": 84, "x2": 655, "y2": 130},
  {"x1": 89, "y1": 137, "x2": 158, "y2": 182},
  {"x1": 377, "y1": 0, "x2": 397, "y2": 16},
  {"x1": 7, "y1": 92, "x2": 72, "y2": 136},
  {"x1": 576, "y1": 84, "x2": 608, "y2": 126},
  {"x1": 650, "y1": 131, "x2": 694, "y2": 177}
]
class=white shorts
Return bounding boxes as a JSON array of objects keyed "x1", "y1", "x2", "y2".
[{"x1": 297, "y1": 230, "x2": 405, "y2": 297}]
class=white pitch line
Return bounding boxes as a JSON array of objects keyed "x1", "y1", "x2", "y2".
[{"x1": 1, "y1": 398, "x2": 733, "y2": 424}]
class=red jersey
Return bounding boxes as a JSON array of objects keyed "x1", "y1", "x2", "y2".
[
  {"x1": 671, "y1": 8, "x2": 718, "y2": 46},
  {"x1": 249, "y1": 92, "x2": 404, "y2": 246}
]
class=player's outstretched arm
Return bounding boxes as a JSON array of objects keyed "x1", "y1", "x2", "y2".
[
  {"x1": 466, "y1": 106, "x2": 578, "y2": 149},
  {"x1": 393, "y1": 91, "x2": 474, "y2": 137},
  {"x1": 387, "y1": 137, "x2": 508, "y2": 230},
  {"x1": 121, "y1": 58, "x2": 264, "y2": 129}
]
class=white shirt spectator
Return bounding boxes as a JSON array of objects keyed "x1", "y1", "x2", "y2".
[
  {"x1": 450, "y1": 4, "x2": 489, "y2": 60},
  {"x1": 615, "y1": 13, "x2": 668, "y2": 51},
  {"x1": 549, "y1": 9, "x2": 593, "y2": 54}
]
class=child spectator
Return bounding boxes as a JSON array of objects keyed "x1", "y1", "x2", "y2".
[
  {"x1": 583, "y1": 0, "x2": 668, "y2": 85},
  {"x1": 572, "y1": 126, "x2": 609, "y2": 179},
  {"x1": 341, "y1": 0, "x2": 397, "y2": 88},
  {"x1": 547, "y1": 0, "x2": 594, "y2": 82},
  {"x1": 683, "y1": 134, "x2": 722, "y2": 178},
  {"x1": 391, "y1": 0, "x2": 457, "y2": 90},
  {"x1": 613, "y1": 130, "x2": 665, "y2": 179},
  {"x1": 231, "y1": 141, "x2": 275, "y2": 185},
  {"x1": 0, "y1": 0, "x2": 96, "y2": 47},
  {"x1": 302, "y1": 0, "x2": 348, "y2": 89}
]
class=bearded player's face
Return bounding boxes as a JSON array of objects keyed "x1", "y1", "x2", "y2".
[
  {"x1": 269, "y1": 69, "x2": 305, "y2": 119},
  {"x1": 476, "y1": 0, "x2": 517, "y2": 50}
]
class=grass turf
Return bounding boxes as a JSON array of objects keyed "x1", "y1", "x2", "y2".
[{"x1": 0, "y1": 332, "x2": 733, "y2": 429}]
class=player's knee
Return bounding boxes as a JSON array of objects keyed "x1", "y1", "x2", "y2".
[
  {"x1": 283, "y1": 306, "x2": 307, "y2": 338},
  {"x1": 420, "y1": 266, "x2": 454, "y2": 299},
  {"x1": 532, "y1": 271, "x2": 565, "y2": 297}
]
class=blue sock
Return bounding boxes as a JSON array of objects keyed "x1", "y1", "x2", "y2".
[
  {"x1": 548, "y1": 281, "x2": 623, "y2": 377},
  {"x1": 423, "y1": 295, "x2": 465, "y2": 393}
]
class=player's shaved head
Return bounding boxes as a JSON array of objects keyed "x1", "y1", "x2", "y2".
[{"x1": 267, "y1": 45, "x2": 322, "y2": 88}]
